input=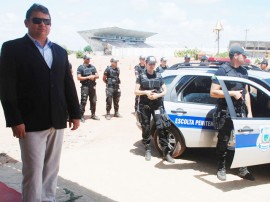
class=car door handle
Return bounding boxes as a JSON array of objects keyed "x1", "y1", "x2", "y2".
[
  {"x1": 238, "y1": 128, "x2": 254, "y2": 132},
  {"x1": 171, "y1": 109, "x2": 187, "y2": 114}
]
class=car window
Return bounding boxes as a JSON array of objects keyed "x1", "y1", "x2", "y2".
[
  {"x1": 265, "y1": 78, "x2": 270, "y2": 86},
  {"x1": 177, "y1": 76, "x2": 217, "y2": 104},
  {"x1": 163, "y1": 75, "x2": 176, "y2": 86},
  {"x1": 249, "y1": 77, "x2": 270, "y2": 91},
  {"x1": 224, "y1": 80, "x2": 270, "y2": 118}
]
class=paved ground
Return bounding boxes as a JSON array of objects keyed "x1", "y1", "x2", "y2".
[{"x1": 1, "y1": 55, "x2": 270, "y2": 202}]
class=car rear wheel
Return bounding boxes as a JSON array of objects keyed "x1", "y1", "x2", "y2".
[{"x1": 153, "y1": 126, "x2": 186, "y2": 158}]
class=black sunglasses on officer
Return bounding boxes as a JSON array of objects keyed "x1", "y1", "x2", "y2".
[{"x1": 31, "y1": 17, "x2": 51, "y2": 25}]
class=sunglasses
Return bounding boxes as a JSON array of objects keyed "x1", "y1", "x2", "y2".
[{"x1": 31, "y1": 17, "x2": 51, "y2": 25}]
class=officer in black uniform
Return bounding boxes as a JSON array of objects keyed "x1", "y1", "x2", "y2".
[
  {"x1": 103, "y1": 57, "x2": 121, "y2": 120},
  {"x1": 135, "y1": 56, "x2": 174, "y2": 163},
  {"x1": 156, "y1": 57, "x2": 168, "y2": 73},
  {"x1": 210, "y1": 46, "x2": 254, "y2": 181},
  {"x1": 134, "y1": 55, "x2": 146, "y2": 78},
  {"x1": 77, "y1": 54, "x2": 100, "y2": 122},
  {"x1": 260, "y1": 59, "x2": 269, "y2": 72},
  {"x1": 200, "y1": 55, "x2": 209, "y2": 66},
  {"x1": 134, "y1": 55, "x2": 146, "y2": 112},
  {"x1": 183, "y1": 54, "x2": 191, "y2": 66}
]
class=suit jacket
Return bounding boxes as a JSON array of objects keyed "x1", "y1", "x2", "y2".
[{"x1": 0, "y1": 34, "x2": 80, "y2": 132}]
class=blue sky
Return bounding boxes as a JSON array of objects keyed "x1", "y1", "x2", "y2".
[{"x1": 1, "y1": 0, "x2": 270, "y2": 51}]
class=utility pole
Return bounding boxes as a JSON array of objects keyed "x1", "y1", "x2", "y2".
[
  {"x1": 213, "y1": 21, "x2": 223, "y2": 55},
  {"x1": 244, "y1": 28, "x2": 249, "y2": 49}
]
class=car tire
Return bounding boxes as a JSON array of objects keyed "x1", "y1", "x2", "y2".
[{"x1": 153, "y1": 126, "x2": 186, "y2": 158}]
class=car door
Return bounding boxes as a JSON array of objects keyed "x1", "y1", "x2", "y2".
[
  {"x1": 164, "y1": 75, "x2": 218, "y2": 147},
  {"x1": 217, "y1": 76, "x2": 270, "y2": 168}
]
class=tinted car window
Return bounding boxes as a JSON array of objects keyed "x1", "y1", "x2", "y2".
[
  {"x1": 224, "y1": 80, "x2": 270, "y2": 118},
  {"x1": 249, "y1": 77, "x2": 270, "y2": 91},
  {"x1": 179, "y1": 76, "x2": 217, "y2": 104},
  {"x1": 163, "y1": 75, "x2": 176, "y2": 86}
]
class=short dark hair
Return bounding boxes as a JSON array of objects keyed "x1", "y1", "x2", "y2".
[{"x1": 26, "y1": 4, "x2": 50, "y2": 20}]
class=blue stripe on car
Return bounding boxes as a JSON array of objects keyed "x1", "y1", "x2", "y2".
[
  {"x1": 235, "y1": 133, "x2": 258, "y2": 148},
  {"x1": 168, "y1": 115, "x2": 214, "y2": 130}
]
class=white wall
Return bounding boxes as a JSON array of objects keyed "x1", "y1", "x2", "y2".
[{"x1": 111, "y1": 47, "x2": 182, "y2": 57}]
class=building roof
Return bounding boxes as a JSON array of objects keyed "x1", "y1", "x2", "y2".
[{"x1": 78, "y1": 26, "x2": 157, "y2": 39}]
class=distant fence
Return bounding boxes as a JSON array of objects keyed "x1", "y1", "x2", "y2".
[{"x1": 111, "y1": 47, "x2": 182, "y2": 57}]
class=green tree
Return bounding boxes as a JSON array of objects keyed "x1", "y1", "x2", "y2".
[
  {"x1": 84, "y1": 45, "x2": 92, "y2": 53},
  {"x1": 60, "y1": 44, "x2": 73, "y2": 55},
  {"x1": 76, "y1": 50, "x2": 84, "y2": 58},
  {"x1": 174, "y1": 49, "x2": 199, "y2": 59},
  {"x1": 215, "y1": 52, "x2": 229, "y2": 58}
]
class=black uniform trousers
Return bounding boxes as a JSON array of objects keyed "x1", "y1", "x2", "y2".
[
  {"x1": 216, "y1": 116, "x2": 233, "y2": 169},
  {"x1": 80, "y1": 85, "x2": 97, "y2": 115},
  {"x1": 216, "y1": 108, "x2": 244, "y2": 169},
  {"x1": 106, "y1": 86, "x2": 121, "y2": 113},
  {"x1": 139, "y1": 104, "x2": 169, "y2": 151}
]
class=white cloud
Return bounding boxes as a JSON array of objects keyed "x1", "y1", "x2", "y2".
[{"x1": 129, "y1": 0, "x2": 149, "y2": 11}]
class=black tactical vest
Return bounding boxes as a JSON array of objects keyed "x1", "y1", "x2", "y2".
[
  {"x1": 218, "y1": 63, "x2": 247, "y2": 107},
  {"x1": 139, "y1": 72, "x2": 163, "y2": 105},
  {"x1": 80, "y1": 64, "x2": 96, "y2": 86},
  {"x1": 106, "y1": 66, "x2": 120, "y2": 87}
]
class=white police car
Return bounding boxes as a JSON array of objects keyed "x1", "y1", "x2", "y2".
[{"x1": 152, "y1": 66, "x2": 270, "y2": 168}]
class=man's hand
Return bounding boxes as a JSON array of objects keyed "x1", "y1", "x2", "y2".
[
  {"x1": 247, "y1": 112, "x2": 253, "y2": 118},
  {"x1": 88, "y1": 75, "x2": 95, "y2": 80},
  {"x1": 11, "y1": 124, "x2": 26, "y2": 139},
  {"x1": 148, "y1": 92, "x2": 159, "y2": 100},
  {"x1": 233, "y1": 90, "x2": 243, "y2": 100},
  {"x1": 69, "y1": 119, "x2": 80, "y2": 130}
]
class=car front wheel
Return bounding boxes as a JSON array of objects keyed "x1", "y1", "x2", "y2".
[{"x1": 153, "y1": 126, "x2": 186, "y2": 158}]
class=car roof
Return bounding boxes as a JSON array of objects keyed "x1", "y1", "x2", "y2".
[{"x1": 163, "y1": 65, "x2": 270, "y2": 80}]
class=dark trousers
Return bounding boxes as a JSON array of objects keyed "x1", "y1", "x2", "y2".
[
  {"x1": 138, "y1": 104, "x2": 169, "y2": 151},
  {"x1": 80, "y1": 85, "x2": 97, "y2": 115},
  {"x1": 135, "y1": 96, "x2": 139, "y2": 111},
  {"x1": 216, "y1": 117, "x2": 233, "y2": 169},
  {"x1": 106, "y1": 87, "x2": 121, "y2": 113}
]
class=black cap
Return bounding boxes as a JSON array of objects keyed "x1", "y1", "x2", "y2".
[
  {"x1": 229, "y1": 46, "x2": 249, "y2": 58},
  {"x1": 146, "y1": 56, "x2": 156, "y2": 64},
  {"x1": 201, "y1": 55, "x2": 208, "y2": 61},
  {"x1": 110, "y1": 57, "x2": 119, "y2": 62},
  {"x1": 139, "y1": 55, "x2": 146, "y2": 60},
  {"x1": 184, "y1": 54, "x2": 191, "y2": 59},
  {"x1": 160, "y1": 57, "x2": 167, "y2": 62},
  {"x1": 83, "y1": 54, "x2": 91, "y2": 59},
  {"x1": 261, "y1": 59, "x2": 268, "y2": 65}
]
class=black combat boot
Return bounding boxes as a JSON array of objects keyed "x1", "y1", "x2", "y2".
[
  {"x1": 91, "y1": 114, "x2": 100, "y2": 120},
  {"x1": 80, "y1": 114, "x2": 85, "y2": 123},
  {"x1": 145, "y1": 145, "x2": 151, "y2": 161},
  {"x1": 217, "y1": 152, "x2": 226, "y2": 181},
  {"x1": 105, "y1": 112, "x2": 111, "y2": 120},
  {"x1": 238, "y1": 167, "x2": 255, "y2": 181},
  {"x1": 114, "y1": 111, "x2": 122, "y2": 118},
  {"x1": 163, "y1": 148, "x2": 175, "y2": 163}
]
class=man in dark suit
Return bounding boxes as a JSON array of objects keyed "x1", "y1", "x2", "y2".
[{"x1": 0, "y1": 4, "x2": 80, "y2": 201}]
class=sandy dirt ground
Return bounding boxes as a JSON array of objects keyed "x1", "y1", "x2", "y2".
[{"x1": 1, "y1": 55, "x2": 270, "y2": 202}]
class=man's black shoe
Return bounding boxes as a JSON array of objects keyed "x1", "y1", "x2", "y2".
[
  {"x1": 80, "y1": 117, "x2": 85, "y2": 123},
  {"x1": 91, "y1": 115, "x2": 100, "y2": 120},
  {"x1": 114, "y1": 112, "x2": 122, "y2": 118},
  {"x1": 239, "y1": 172, "x2": 255, "y2": 181},
  {"x1": 238, "y1": 167, "x2": 255, "y2": 181},
  {"x1": 105, "y1": 114, "x2": 111, "y2": 120},
  {"x1": 163, "y1": 154, "x2": 175, "y2": 163},
  {"x1": 145, "y1": 150, "x2": 151, "y2": 161},
  {"x1": 217, "y1": 168, "x2": 226, "y2": 181}
]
